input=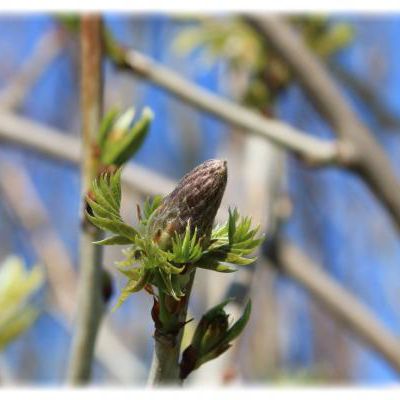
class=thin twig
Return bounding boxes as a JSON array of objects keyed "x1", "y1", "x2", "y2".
[
  {"x1": 274, "y1": 240, "x2": 400, "y2": 374},
  {"x1": 67, "y1": 15, "x2": 105, "y2": 384},
  {"x1": 105, "y1": 39, "x2": 342, "y2": 166},
  {"x1": 245, "y1": 15, "x2": 400, "y2": 233},
  {"x1": 0, "y1": 161, "x2": 146, "y2": 383}
]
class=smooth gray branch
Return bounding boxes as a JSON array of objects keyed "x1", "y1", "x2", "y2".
[{"x1": 108, "y1": 44, "x2": 341, "y2": 166}]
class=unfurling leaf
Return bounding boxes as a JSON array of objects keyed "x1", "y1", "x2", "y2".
[
  {"x1": 87, "y1": 170, "x2": 138, "y2": 241},
  {"x1": 113, "y1": 269, "x2": 152, "y2": 310},
  {"x1": 141, "y1": 195, "x2": 163, "y2": 226}
]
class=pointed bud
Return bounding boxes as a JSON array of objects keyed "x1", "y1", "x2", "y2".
[{"x1": 148, "y1": 159, "x2": 227, "y2": 249}]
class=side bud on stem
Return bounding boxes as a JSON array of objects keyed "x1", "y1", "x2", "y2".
[{"x1": 180, "y1": 299, "x2": 251, "y2": 380}]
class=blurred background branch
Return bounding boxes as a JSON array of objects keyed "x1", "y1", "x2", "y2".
[
  {"x1": 106, "y1": 39, "x2": 342, "y2": 165},
  {"x1": 245, "y1": 15, "x2": 400, "y2": 233},
  {"x1": 0, "y1": 111, "x2": 175, "y2": 196},
  {"x1": 271, "y1": 240, "x2": 400, "y2": 374},
  {"x1": 329, "y1": 61, "x2": 400, "y2": 131}
]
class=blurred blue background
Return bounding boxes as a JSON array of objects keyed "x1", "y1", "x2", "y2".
[{"x1": 0, "y1": 14, "x2": 399, "y2": 385}]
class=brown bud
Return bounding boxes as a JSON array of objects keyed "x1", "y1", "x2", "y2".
[{"x1": 148, "y1": 159, "x2": 227, "y2": 249}]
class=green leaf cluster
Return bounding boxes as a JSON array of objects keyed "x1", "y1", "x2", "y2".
[
  {"x1": 195, "y1": 208, "x2": 263, "y2": 273},
  {"x1": 0, "y1": 256, "x2": 44, "y2": 351},
  {"x1": 173, "y1": 16, "x2": 353, "y2": 109},
  {"x1": 87, "y1": 170, "x2": 262, "y2": 309},
  {"x1": 98, "y1": 107, "x2": 153, "y2": 167}
]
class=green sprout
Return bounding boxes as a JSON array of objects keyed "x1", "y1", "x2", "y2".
[{"x1": 173, "y1": 16, "x2": 353, "y2": 109}]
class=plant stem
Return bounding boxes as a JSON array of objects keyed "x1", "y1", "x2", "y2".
[
  {"x1": 147, "y1": 271, "x2": 196, "y2": 386},
  {"x1": 67, "y1": 14, "x2": 104, "y2": 384}
]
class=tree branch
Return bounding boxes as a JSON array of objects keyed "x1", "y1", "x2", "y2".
[
  {"x1": 329, "y1": 61, "x2": 400, "y2": 131},
  {"x1": 105, "y1": 38, "x2": 342, "y2": 166},
  {"x1": 67, "y1": 15, "x2": 105, "y2": 384},
  {"x1": 274, "y1": 240, "x2": 400, "y2": 374},
  {"x1": 0, "y1": 111, "x2": 175, "y2": 197},
  {"x1": 245, "y1": 15, "x2": 400, "y2": 233}
]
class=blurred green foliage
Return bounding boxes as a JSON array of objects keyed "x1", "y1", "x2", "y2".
[
  {"x1": 173, "y1": 16, "x2": 353, "y2": 110},
  {"x1": 0, "y1": 256, "x2": 44, "y2": 350}
]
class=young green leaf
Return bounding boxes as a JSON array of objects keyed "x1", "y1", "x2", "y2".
[
  {"x1": 113, "y1": 269, "x2": 151, "y2": 310},
  {"x1": 101, "y1": 107, "x2": 154, "y2": 166},
  {"x1": 142, "y1": 195, "x2": 163, "y2": 226},
  {"x1": 87, "y1": 214, "x2": 138, "y2": 240},
  {"x1": 88, "y1": 171, "x2": 138, "y2": 241}
]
